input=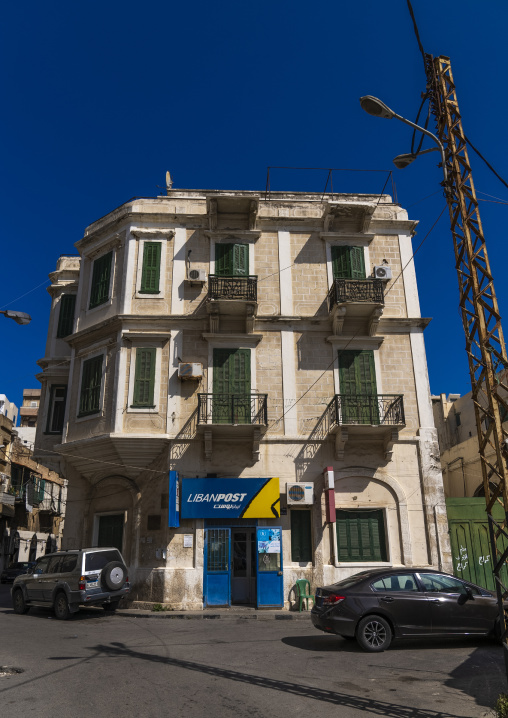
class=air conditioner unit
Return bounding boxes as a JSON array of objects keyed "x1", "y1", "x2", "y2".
[
  {"x1": 186, "y1": 268, "x2": 207, "y2": 283},
  {"x1": 178, "y1": 362, "x2": 203, "y2": 380},
  {"x1": 373, "y1": 265, "x2": 392, "y2": 280},
  {"x1": 286, "y1": 482, "x2": 314, "y2": 505}
]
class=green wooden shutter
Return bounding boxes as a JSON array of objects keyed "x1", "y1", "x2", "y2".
[
  {"x1": 140, "y1": 243, "x2": 161, "y2": 293},
  {"x1": 215, "y1": 244, "x2": 233, "y2": 276},
  {"x1": 56, "y1": 295, "x2": 76, "y2": 337},
  {"x1": 331, "y1": 246, "x2": 365, "y2": 279},
  {"x1": 215, "y1": 244, "x2": 248, "y2": 276},
  {"x1": 132, "y1": 348, "x2": 156, "y2": 407},
  {"x1": 89, "y1": 252, "x2": 113, "y2": 308},
  {"x1": 350, "y1": 246, "x2": 366, "y2": 278},
  {"x1": 291, "y1": 510, "x2": 312, "y2": 562},
  {"x1": 213, "y1": 348, "x2": 251, "y2": 423},
  {"x1": 233, "y1": 244, "x2": 249, "y2": 276},
  {"x1": 79, "y1": 355, "x2": 103, "y2": 415},
  {"x1": 336, "y1": 510, "x2": 387, "y2": 562},
  {"x1": 339, "y1": 350, "x2": 378, "y2": 424}
]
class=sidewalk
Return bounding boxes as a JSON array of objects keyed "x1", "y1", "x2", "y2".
[{"x1": 118, "y1": 604, "x2": 312, "y2": 620}]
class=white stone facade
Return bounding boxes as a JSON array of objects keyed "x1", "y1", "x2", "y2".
[{"x1": 34, "y1": 189, "x2": 451, "y2": 609}]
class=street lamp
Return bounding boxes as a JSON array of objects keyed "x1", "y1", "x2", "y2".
[
  {"x1": 359, "y1": 95, "x2": 448, "y2": 184},
  {"x1": 0, "y1": 310, "x2": 32, "y2": 326}
]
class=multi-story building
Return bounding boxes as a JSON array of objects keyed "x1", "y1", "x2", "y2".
[
  {"x1": 0, "y1": 414, "x2": 67, "y2": 574},
  {"x1": 0, "y1": 394, "x2": 18, "y2": 425},
  {"x1": 18, "y1": 388, "x2": 41, "y2": 446},
  {"x1": 34, "y1": 188, "x2": 451, "y2": 609}
]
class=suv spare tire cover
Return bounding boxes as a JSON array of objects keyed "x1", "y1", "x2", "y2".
[{"x1": 101, "y1": 562, "x2": 127, "y2": 591}]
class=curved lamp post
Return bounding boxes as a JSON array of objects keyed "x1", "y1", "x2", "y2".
[
  {"x1": 0, "y1": 310, "x2": 32, "y2": 326},
  {"x1": 359, "y1": 95, "x2": 448, "y2": 185}
]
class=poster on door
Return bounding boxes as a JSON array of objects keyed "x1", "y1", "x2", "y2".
[{"x1": 257, "y1": 528, "x2": 281, "y2": 554}]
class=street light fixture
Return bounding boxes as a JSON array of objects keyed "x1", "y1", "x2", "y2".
[
  {"x1": 359, "y1": 95, "x2": 448, "y2": 184},
  {"x1": 392, "y1": 147, "x2": 439, "y2": 169},
  {"x1": 0, "y1": 310, "x2": 32, "y2": 326}
]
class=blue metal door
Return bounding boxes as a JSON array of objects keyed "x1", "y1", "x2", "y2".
[
  {"x1": 204, "y1": 528, "x2": 231, "y2": 607},
  {"x1": 256, "y1": 527, "x2": 283, "y2": 608}
]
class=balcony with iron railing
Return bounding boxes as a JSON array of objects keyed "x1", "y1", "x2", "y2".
[
  {"x1": 327, "y1": 394, "x2": 405, "y2": 460},
  {"x1": 327, "y1": 278, "x2": 385, "y2": 335},
  {"x1": 206, "y1": 276, "x2": 258, "y2": 333},
  {"x1": 197, "y1": 393, "x2": 268, "y2": 462}
]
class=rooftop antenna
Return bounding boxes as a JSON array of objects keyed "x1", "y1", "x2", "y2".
[{"x1": 166, "y1": 171, "x2": 173, "y2": 195}]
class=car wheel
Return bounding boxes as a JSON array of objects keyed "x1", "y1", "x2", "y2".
[
  {"x1": 54, "y1": 591, "x2": 71, "y2": 620},
  {"x1": 103, "y1": 601, "x2": 120, "y2": 612},
  {"x1": 12, "y1": 588, "x2": 30, "y2": 615},
  {"x1": 356, "y1": 615, "x2": 392, "y2": 652},
  {"x1": 101, "y1": 562, "x2": 127, "y2": 592}
]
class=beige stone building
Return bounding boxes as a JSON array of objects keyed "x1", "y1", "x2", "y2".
[{"x1": 34, "y1": 188, "x2": 450, "y2": 609}]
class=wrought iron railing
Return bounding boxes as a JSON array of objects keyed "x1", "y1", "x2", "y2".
[
  {"x1": 208, "y1": 275, "x2": 257, "y2": 302},
  {"x1": 327, "y1": 278, "x2": 384, "y2": 312},
  {"x1": 198, "y1": 393, "x2": 268, "y2": 425},
  {"x1": 328, "y1": 394, "x2": 405, "y2": 427}
]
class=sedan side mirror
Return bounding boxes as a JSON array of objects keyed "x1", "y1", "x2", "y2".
[{"x1": 465, "y1": 587, "x2": 474, "y2": 601}]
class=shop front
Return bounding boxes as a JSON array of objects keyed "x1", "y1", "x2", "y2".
[{"x1": 180, "y1": 477, "x2": 283, "y2": 608}]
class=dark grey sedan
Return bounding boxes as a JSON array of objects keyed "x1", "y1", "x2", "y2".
[
  {"x1": 311, "y1": 568, "x2": 500, "y2": 652},
  {"x1": 1, "y1": 562, "x2": 36, "y2": 584}
]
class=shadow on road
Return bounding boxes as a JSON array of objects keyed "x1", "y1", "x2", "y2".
[{"x1": 85, "y1": 640, "x2": 470, "y2": 718}]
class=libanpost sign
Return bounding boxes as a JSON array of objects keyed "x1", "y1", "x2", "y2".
[{"x1": 181, "y1": 478, "x2": 280, "y2": 519}]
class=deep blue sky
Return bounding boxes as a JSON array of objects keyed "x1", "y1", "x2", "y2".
[{"x1": 2, "y1": 1, "x2": 507, "y2": 417}]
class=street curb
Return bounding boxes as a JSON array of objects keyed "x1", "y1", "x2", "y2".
[{"x1": 116, "y1": 609, "x2": 311, "y2": 620}]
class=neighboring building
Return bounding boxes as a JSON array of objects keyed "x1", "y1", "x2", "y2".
[
  {"x1": 432, "y1": 382, "x2": 508, "y2": 590},
  {"x1": 18, "y1": 388, "x2": 42, "y2": 446},
  {"x1": 0, "y1": 394, "x2": 18, "y2": 425},
  {"x1": 0, "y1": 415, "x2": 67, "y2": 574},
  {"x1": 34, "y1": 189, "x2": 450, "y2": 609}
]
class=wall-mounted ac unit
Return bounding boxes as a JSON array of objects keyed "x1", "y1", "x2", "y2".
[
  {"x1": 373, "y1": 265, "x2": 392, "y2": 280},
  {"x1": 286, "y1": 482, "x2": 314, "y2": 505},
  {"x1": 178, "y1": 362, "x2": 203, "y2": 380},
  {"x1": 186, "y1": 268, "x2": 207, "y2": 283}
]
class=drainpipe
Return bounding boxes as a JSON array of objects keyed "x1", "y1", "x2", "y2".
[{"x1": 323, "y1": 467, "x2": 337, "y2": 565}]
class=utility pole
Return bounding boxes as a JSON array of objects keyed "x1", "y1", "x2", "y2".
[{"x1": 425, "y1": 53, "x2": 508, "y2": 674}]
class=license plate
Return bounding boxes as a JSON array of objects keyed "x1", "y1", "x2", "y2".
[{"x1": 87, "y1": 580, "x2": 99, "y2": 588}]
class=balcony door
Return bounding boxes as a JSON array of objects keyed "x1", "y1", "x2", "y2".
[
  {"x1": 338, "y1": 350, "x2": 379, "y2": 424},
  {"x1": 332, "y1": 246, "x2": 365, "y2": 279},
  {"x1": 213, "y1": 348, "x2": 251, "y2": 424},
  {"x1": 215, "y1": 243, "x2": 249, "y2": 277}
]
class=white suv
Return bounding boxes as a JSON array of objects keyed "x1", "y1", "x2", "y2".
[{"x1": 11, "y1": 547, "x2": 130, "y2": 619}]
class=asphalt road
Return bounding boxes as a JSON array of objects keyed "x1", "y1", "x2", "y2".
[{"x1": 0, "y1": 584, "x2": 503, "y2": 718}]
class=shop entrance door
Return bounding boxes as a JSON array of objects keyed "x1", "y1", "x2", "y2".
[
  {"x1": 204, "y1": 528, "x2": 231, "y2": 607},
  {"x1": 231, "y1": 529, "x2": 256, "y2": 605},
  {"x1": 256, "y1": 527, "x2": 284, "y2": 608}
]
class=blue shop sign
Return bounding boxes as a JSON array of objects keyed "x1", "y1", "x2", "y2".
[{"x1": 181, "y1": 478, "x2": 280, "y2": 519}]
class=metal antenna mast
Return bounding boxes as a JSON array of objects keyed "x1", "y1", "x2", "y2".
[{"x1": 425, "y1": 53, "x2": 508, "y2": 672}]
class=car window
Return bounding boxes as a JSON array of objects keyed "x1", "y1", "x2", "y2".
[
  {"x1": 34, "y1": 557, "x2": 51, "y2": 575},
  {"x1": 371, "y1": 574, "x2": 419, "y2": 592},
  {"x1": 47, "y1": 556, "x2": 62, "y2": 573},
  {"x1": 59, "y1": 555, "x2": 78, "y2": 573},
  {"x1": 85, "y1": 550, "x2": 122, "y2": 572},
  {"x1": 419, "y1": 573, "x2": 468, "y2": 594}
]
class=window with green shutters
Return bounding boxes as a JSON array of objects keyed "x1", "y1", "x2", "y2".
[
  {"x1": 89, "y1": 251, "x2": 113, "y2": 309},
  {"x1": 215, "y1": 243, "x2": 249, "y2": 276},
  {"x1": 338, "y1": 349, "x2": 379, "y2": 424},
  {"x1": 336, "y1": 509, "x2": 387, "y2": 562},
  {"x1": 56, "y1": 295, "x2": 76, "y2": 337},
  {"x1": 140, "y1": 242, "x2": 162, "y2": 293},
  {"x1": 212, "y1": 348, "x2": 251, "y2": 423},
  {"x1": 291, "y1": 510, "x2": 313, "y2": 562},
  {"x1": 132, "y1": 348, "x2": 156, "y2": 408},
  {"x1": 331, "y1": 246, "x2": 366, "y2": 279},
  {"x1": 78, "y1": 355, "x2": 103, "y2": 416}
]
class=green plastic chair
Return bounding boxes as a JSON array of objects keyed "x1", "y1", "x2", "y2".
[{"x1": 295, "y1": 579, "x2": 314, "y2": 611}]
